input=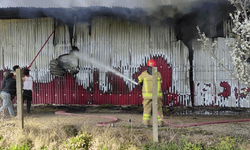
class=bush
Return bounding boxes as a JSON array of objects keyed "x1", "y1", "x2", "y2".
[
  {"x1": 208, "y1": 137, "x2": 243, "y2": 150},
  {"x1": 63, "y1": 131, "x2": 92, "y2": 150}
]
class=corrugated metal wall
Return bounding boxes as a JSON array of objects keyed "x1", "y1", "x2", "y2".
[
  {"x1": 0, "y1": 18, "x2": 55, "y2": 70},
  {"x1": 0, "y1": 17, "x2": 191, "y2": 106},
  {"x1": 193, "y1": 38, "x2": 250, "y2": 107}
]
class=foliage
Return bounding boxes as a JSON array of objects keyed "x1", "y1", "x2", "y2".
[
  {"x1": 197, "y1": 0, "x2": 250, "y2": 93},
  {"x1": 141, "y1": 136, "x2": 245, "y2": 150},
  {"x1": 39, "y1": 145, "x2": 49, "y2": 150},
  {"x1": 142, "y1": 140, "x2": 204, "y2": 150},
  {"x1": 1, "y1": 142, "x2": 32, "y2": 150},
  {"x1": 62, "y1": 131, "x2": 92, "y2": 150},
  {"x1": 0, "y1": 135, "x2": 3, "y2": 142},
  {"x1": 181, "y1": 137, "x2": 204, "y2": 150},
  {"x1": 142, "y1": 142, "x2": 174, "y2": 150},
  {"x1": 227, "y1": 0, "x2": 250, "y2": 91},
  {"x1": 210, "y1": 136, "x2": 244, "y2": 150},
  {"x1": 142, "y1": 136, "x2": 204, "y2": 150}
]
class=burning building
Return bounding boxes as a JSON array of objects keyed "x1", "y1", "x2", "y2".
[{"x1": 0, "y1": 0, "x2": 247, "y2": 108}]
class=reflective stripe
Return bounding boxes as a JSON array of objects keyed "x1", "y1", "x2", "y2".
[
  {"x1": 138, "y1": 76, "x2": 142, "y2": 82},
  {"x1": 140, "y1": 73, "x2": 162, "y2": 98},
  {"x1": 157, "y1": 114, "x2": 164, "y2": 121},
  {"x1": 142, "y1": 92, "x2": 162, "y2": 97},
  {"x1": 158, "y1": 118, "x2": 162, "y2": 121},
  {"x1": 157, "y1": 78, "x2": 161, "y2": 93},
  {"x1": 143, "y1": 114, "x2": 151, "y2": 121},
  {"x1": 144, "y1": 78, "x2": 148, "y2": 93},
  {"x1": 144, "y1": 114, "x2": 163, "y2": 121}
]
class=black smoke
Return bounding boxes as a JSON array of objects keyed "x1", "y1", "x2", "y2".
[{"x1": 0, "y1": 1, "x2": 235, "y2": 45}]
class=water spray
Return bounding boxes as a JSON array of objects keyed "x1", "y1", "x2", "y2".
[{"x1": 72, "y1": 51, "x2": 138, "y2": 85}]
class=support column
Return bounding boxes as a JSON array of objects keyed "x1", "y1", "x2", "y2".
[
  {"x1": 16, "y1": 69, "x2": 23, "y2": 129},
  {"x1": 152, "y1": 67, "x2": 158, "y2": 142}
]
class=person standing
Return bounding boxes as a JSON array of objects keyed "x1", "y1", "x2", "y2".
[
  {"x1": 0, "y1": 71, "x2": 10, "y2": 117},
  {"x1": 0, "y1": 73, "x2": 16, "y2": 117},
  {"x1": 12, "y1": 65, "x2": 20, "y2": 77},
  {"x1": 1, "y1": 71, "x2": 9, "y2": 90},
  {"x1": 138, "y1": 59, "x2": 164, "y2": 127},
  {"x1": 22, "y1": 68, "x2": 33, "y2": 113}
]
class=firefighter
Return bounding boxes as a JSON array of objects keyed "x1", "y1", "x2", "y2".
[{"x1": 138, "y1": 59, "x2": 164, "y2": 127}]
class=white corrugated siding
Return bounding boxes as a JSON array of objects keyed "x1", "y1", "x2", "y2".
[
  {"x1": 193, "y1": 38, "x2": 250, "y2": 107},
  {"x1": 0, "y1": 18, "x2": 55, "y2": 83},
  {"x1": 74, "y1": 17, "x2": 190, "y2": 98},
  {"x1": 0, "y1": 16, "x2": 191, "y2": 105}
]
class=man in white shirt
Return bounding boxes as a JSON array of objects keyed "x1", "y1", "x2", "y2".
[{"x1": 22, "y1": 68, "x2": 33, "y2": 113}]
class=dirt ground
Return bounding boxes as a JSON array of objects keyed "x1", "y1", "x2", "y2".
[
  {"x1": 14, "y1": 104, "x2": 250, "y2": 141},
  {"x1": 0, "y1": 104, "x2": 249, "y2": 149}
]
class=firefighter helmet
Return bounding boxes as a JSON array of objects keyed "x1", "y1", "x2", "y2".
[{"x1": 147, "y1": 59, "x2": 156, "y2": 67}]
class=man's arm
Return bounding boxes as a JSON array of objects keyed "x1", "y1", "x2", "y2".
[{"x1": 138, "y1": 75, "x2": 143, "y2": 86}]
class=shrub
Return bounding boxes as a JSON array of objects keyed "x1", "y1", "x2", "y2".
[
  {"x1": 209, "y1": 136, "x2": 243, "y2": 150},
  {"x1": 63, "y1": 131, "x2": 92, "y2": 150}
]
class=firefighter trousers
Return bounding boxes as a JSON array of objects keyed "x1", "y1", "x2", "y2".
[{"x1": 142, "y1": 98, "x2": 163, "y2": 126}]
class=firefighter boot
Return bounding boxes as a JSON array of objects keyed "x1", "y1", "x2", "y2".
[{"x1": 141, "y1": 120, "x2": 150, "y2": 128}]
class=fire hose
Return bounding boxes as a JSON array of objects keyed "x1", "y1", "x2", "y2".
[
  {"x1": 55, "y1": 111, "x2": 119, "y2": 127},
  {"x1": 55, "y1": 110, "x2": 250, "y2": 128}
]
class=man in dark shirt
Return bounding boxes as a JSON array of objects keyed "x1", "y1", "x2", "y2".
[
  {"x1": 1, "y1": 71, "x2": 9, "y2": 90},
  {"x1": 0, "y1": 71, "x2": 10, "y2": 117},
  {"x1": 0, "y1": 73, "x2": 16, "y2": 117}
]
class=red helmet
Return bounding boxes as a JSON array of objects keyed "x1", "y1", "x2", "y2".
[{"x1": 147, "y1": 59, "x2": 156, "y2": 67}]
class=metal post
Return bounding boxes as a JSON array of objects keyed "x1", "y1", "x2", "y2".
[
  {"x1": 152, "y1": 67, "x2": 158, "y2": 142},
  {"x1": 16, "y1": 69, "x2": 23, "y2": 129}
]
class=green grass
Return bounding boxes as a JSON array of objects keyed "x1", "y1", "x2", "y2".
[{"x1": 141, "y1": 136, "x2": 246, "y2": 150}]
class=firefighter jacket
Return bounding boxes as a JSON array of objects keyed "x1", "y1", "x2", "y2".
[{"x1": 138, "y1": 71, "x2": 163, "y2": 99}]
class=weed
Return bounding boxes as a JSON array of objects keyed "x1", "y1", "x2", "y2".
[
  {"x1": 62, "y1": 131, "x2": 92, "y2": 150},
  {"x1": 211, "y1": 136, "x2": 244, "y2": 150},
  {"x1": 40, "y1": 145, "x2": 48, "y2": 150},
  {"x1": 4, "y1": 142, "x2": 32, "y2": 150},
  {"x1": 62, "y1": 125, "x2": 78, "y2": 137},
  {"x1": 140, "y1": 135, "x2": 247, "y2": 150}
]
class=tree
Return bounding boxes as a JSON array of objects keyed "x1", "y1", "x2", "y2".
[{"x1": 197, "y1": 0, "x2": 250, "y2": 94}]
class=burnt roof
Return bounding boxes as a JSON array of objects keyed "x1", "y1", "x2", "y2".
[
  {"x1": 0, "y1": 0, "x2": 234, "y2": 24},
  {"x1": 0, "y1": 1, "x2": 235, "y2": 47}
]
